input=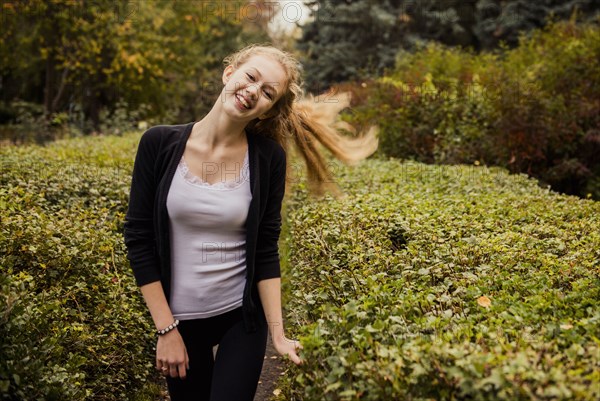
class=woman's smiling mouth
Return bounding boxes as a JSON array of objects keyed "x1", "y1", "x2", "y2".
[{"x1": 235, "y1": 93, "x2": 252, "y2": 110}]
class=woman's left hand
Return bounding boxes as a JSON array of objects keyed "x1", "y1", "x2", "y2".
[
  {"x1": 257, "y1": 278, "x2": 303, "y2": 365},
  {"x1": 273, "y1": 335, "x2": 303, "y2": 365}
]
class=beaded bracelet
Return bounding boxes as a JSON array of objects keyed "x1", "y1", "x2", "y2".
[{"x1": 157, "y1": 319, "x2": 180, "y2": 336}]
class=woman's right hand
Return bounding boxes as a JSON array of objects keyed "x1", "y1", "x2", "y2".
[{"x1": 156, "y1": 329, "x2": 189, "y2": 379}]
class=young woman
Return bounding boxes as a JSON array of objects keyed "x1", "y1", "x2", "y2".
[{"x1": 123, "y1": 44, "x2": 376, "y2": 401}]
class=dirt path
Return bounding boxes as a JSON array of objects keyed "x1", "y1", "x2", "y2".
[
  {"x1": 157, "y1": 337, "x2": 284, "y2": 401},
  {"x1": 254, "y1": 340, "x2": 285, "y2": 400}
]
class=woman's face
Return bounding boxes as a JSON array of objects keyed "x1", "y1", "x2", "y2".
[{"x1": 220, "y1": 54, "x2": 288, "y2": 123}]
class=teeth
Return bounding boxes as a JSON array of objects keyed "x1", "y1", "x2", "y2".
[{"x1": 237, "y1": 94, "x2": 250, "y2": 109}]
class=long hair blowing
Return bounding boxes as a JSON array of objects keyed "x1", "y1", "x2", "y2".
[{"x1": 224, "y1": 44, "x2": 378, "y2": 194}]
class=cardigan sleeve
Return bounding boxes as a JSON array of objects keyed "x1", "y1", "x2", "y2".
[
  {"x1": 254, "y1": 143, "x2": 287, "y2": 282},
  {"x1": 123, "y1": 127, "x2": 163, "y2": 286}
]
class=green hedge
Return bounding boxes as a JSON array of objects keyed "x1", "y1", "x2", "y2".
[
  {"x1": 0, "y1": 133, "x2": 159, "y2": 400},
  {"x1": 2, "y1": 130, "x2": 598, "y2": 400},
  {"x1": 341, "y1": 20, "x2": 600, "y2": 200},
  {"x1": 278, "y1": 159, "x2": 600, "y2": 400}
]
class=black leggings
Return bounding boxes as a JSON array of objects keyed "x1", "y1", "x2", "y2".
[{"x1": 166, "y1": 307, "x2": 268, "y2": 401}]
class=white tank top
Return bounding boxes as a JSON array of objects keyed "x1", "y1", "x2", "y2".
[{"x1": 166, "y1": 150, "x2": 251, "y2": 320}]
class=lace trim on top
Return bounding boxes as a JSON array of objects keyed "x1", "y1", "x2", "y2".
[{"x1": 178, "y1": 149, "x2": 249, "y2": 190}]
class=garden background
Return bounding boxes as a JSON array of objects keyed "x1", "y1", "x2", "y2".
[{"x1": 1, "y1": 1, "x2": 599, "y2": 400}]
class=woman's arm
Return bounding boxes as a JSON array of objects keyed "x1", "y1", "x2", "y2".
[
  {"x1": 257, "y1": 278, "x2": 302, "y2": 365},
  {"x1": 123, "y1": 127, "x2": 163, "y2": 286},
  {"x1": 124, "y1": 128, "x2": 188, "y2": 378},
  {"x1": 140, "y1": 281, "x2": 189, "y2": 378}
]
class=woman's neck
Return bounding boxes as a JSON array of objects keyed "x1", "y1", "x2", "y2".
[{"x1": 191, "y1": 103, "x2": 248, "y2": 150}]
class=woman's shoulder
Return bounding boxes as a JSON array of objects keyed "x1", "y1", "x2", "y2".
[
  {"x1": 140, "y1": 123, "x2": 190, "y2": 145},
  {"x1": 250, "y1": 132, "x2": 285, "y2": 160}
]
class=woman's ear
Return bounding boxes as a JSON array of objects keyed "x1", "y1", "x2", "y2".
[{"x1": 222, "y1": 65, "x2": 234, "y2": 85}]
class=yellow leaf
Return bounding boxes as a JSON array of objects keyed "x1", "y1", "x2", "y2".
[
  {"x1": 153, "y1": 16, "x2": 164, "y2": 30},
  {"x1": 477, "y1": 295, "x2": 491, "y2": 308},
  {"x1": 560, "y1": 324, "x2": 573, "y2": 330},
  {"x1": 273, "y1": 389, "x2": 282, "y2": 396}
]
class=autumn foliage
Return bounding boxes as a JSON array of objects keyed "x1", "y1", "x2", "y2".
[{"x1": 338, "y1": 20, "x2": 600, "y2": 200}]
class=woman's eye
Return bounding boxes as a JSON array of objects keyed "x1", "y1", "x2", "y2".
[
  {"x1": 263, "y1": 90, "x2": 273, "y2": 100},
  {"x1": 246, "y1": 73, "x2": 255, "y2": 81}
]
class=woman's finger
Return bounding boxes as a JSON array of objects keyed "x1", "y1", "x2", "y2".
[
  {"x1": 178, "y1": 361, "x2": 187, "y2": 379},
  {"x1": 285, "y1": 340, "x2": 303, "y2": 365},
  {"x1": 289, "y1": 350, "x2": 303, "y2": 365}
]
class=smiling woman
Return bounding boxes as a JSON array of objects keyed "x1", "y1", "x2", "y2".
[
  {"x1": 123, "y1": 44, "x2": 377, "y2": 401},
  {"x1": 222, "y1": 56, "x2": 286, "y2": 117}
]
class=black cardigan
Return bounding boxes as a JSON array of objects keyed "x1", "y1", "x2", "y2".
[{"x1": 123, "y1": 122, "x2": 286, "y2": 332}]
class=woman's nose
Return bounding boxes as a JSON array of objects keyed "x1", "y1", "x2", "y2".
[{"x1": 246, "y1": 83, "x2": 260, "y2": 99}]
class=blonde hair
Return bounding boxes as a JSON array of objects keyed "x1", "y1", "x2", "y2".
[{"x1": 223, "y1": 44, "x2": 378, "y2": 194}]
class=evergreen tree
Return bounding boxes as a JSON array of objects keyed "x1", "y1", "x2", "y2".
[
  {"x1": 298, "y1": 0, "x2": 408, "y2": 92},
  {"x1": 297, "y1": 0, "x2": 599, "y2": 91},
  {"x1": 473, "y1": 0, "x2": 600, "y2": 49}
]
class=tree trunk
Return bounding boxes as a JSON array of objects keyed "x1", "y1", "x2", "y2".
[
  {"x1": 83, "y1": 83, "x2": 102, "y2": 133},
  {"x1": 43, "y1": 8, "x2": 59, "y2": 120},
  {"x1": 43, "y1": 49, "x2": 55, "y2": 119},
  {"x1": 52, "y1": 68, "x2": 69, "y2": 112}
]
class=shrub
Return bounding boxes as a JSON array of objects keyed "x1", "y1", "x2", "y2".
[
  {"x1": 278, "y1": 158, "x2": 600, "y2": 400},
  {"x1": 342, "y1": 20, "x2": 600, "y2": 200},
  {"x1": 0, "y1": 132, "x2": 159, "y2": 400}
]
